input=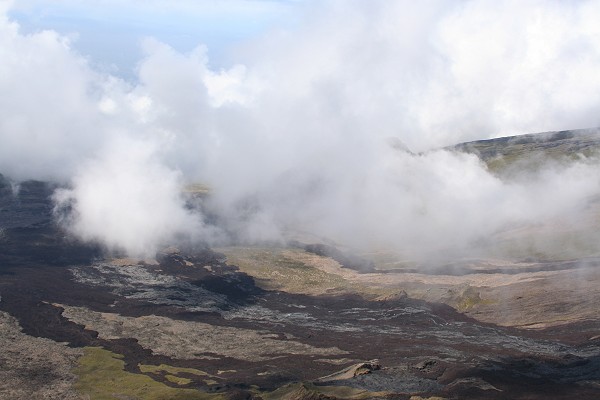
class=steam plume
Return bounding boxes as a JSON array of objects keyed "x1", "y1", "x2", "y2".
[{"x1": 2, "y1": 1, "x2": 600, "y2": 260}]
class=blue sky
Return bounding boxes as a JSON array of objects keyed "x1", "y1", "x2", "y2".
[{"x1": 8, "y1": 0, "x2": 299, "y2": 78}]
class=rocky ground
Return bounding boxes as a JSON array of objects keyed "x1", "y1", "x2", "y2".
[
  {"x1": 0, "y1": 310, "x2": 84, "y2": 400},
  {"x1": 1, "y1": 129, "x2": 600, "y2": 399}
]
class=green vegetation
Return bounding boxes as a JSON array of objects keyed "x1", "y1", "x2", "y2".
[
  {"x1": 452, "y1": 286, "x2": 496, "y2": 312},
  {"x1": 164, "y1": 374, "x2": 192, "y2": 385},
  {"x1": 139, "y1": 363, "x2": 215, "y2": 386},
  {"x1": 74, "y1": 347, "x2": 223, "y2": 400},
  {"x1": 73, "y1": 347, "x2": 395, "y2": 400},
  {"x1": 451, "y1": 129, "x2": 600, "y2": 176},
  {"x1": 139, "y1": 363, "x2": 211, "y2": 378},
  {"x1": 483, "y1": 147, "x2": 596, "y2": 175}
]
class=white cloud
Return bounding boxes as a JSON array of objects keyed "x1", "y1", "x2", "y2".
[
  {"x1": 53, "y1": 136, "x2": 205, "y2": 257},
  {"x1": 0, "y1": 12, "x2": 106, "y2": 180},
  {"x1": 2, "y1": 1, "x2": 600, "y2": 261}
]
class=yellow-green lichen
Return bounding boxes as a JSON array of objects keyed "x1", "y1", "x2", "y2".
[
  {"x1": 73, "y1": 347, "x2": 223, "y2": 400},
  {"x1": 139, "y1": 363, "x2": 219, "y2": 387},
  {"x1": 139, "y1": 363, "x2": 211, "y2": 378},
  {"x1": 164, "y1": 374, "x2": 192, "y2": 385},
  {"x1": 454, "y1": 287, "x2": 496, "y2": 312}
]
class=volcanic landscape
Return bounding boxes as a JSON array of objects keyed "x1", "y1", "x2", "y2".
[{"x1": 1, "y1": 129, "x2": 600, "y2": 399}]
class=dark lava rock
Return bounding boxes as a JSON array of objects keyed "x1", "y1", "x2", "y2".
[{"x1": 2, "y1": 168, "x2": 600, "y2": 399}]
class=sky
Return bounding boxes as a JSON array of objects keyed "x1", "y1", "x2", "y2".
[
  {"x1": 8, "y1": 0, "x2": 299, "y2": 78},
  {"x1": 2, "y1": 0, "x2": 600, "y2": 261}
]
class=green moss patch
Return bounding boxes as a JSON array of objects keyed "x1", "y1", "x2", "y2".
[
  {"x1": 74, "y1": 347, "x2": 222, "y2": 400},
  {"x1": 139, "y1": 363, "x2": 211, "y2": 378},
  {"x1": 139, "y1": 363, "x2": 217, "y2": 386},
  {"x1": 453, "y1": 287, "x2": 496, "y2": 312},
  {"x1": 164, "y1": 374, "x2": 192, "y2": 385}
]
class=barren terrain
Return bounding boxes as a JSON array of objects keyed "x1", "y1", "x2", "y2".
[{"x1": 1, "y1": 129, "x2": 600, "y2": 399}]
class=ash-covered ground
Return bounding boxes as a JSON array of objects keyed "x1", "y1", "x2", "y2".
[{"x1": 2, "y1": 131, "x2": 600, "y2": 399}]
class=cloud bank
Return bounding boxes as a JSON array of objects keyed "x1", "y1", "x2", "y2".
[{"x1": 2, "y1": 0, "x2": 600, "y2": 260}]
